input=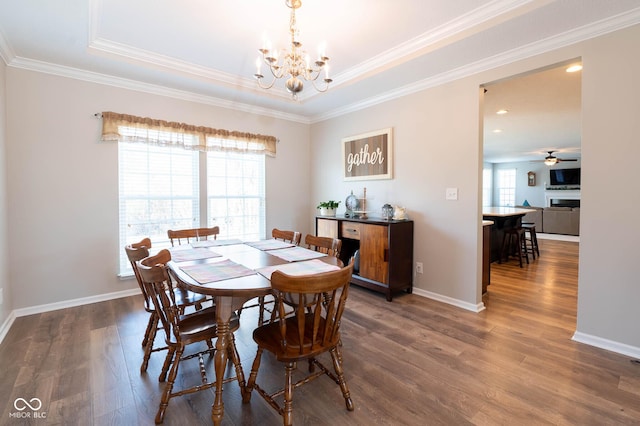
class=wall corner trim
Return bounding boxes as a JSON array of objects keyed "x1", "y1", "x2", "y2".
[{"x1": 572, "y1": 331, "x2": 640, "y2": 359}]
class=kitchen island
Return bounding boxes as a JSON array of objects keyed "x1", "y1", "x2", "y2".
[{"x1": 482, "y1": 207, "x2": 535, "y2": 262}]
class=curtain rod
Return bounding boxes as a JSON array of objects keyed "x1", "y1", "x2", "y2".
[{"x1": 93, "y1": 113, "x2": 102, "y2": 118}]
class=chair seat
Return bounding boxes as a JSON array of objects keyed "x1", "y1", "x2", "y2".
[
  {"x1": 173, "y1": 287, "x2": 207, "y2": 307},
  {"x1": 253, "y1": 314, "x2": 340, "y2": 361},
  {"x1": 169, "y1": 307, "x2": 239, "y2": 345},
  {"x1": 244, "y1": 264, "x2": 355, "y2": 426},
  {"x1": 137, "y1": 249, "x2": 246, "y2": 424}
]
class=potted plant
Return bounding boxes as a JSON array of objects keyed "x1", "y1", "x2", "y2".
[{"x1": 317, "y1": 200, "x2": 340, "y2": 217}]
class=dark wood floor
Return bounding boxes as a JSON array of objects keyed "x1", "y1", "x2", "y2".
[{"x1": 2, "y1": 239, "x2": 639, "y2": 425}]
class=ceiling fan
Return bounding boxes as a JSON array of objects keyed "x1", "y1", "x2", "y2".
[{"x1": 531, "y1": 151, "x2": 578, "y2": 166}]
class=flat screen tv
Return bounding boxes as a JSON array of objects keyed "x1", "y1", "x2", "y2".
[{"x1": 550, "y1": 168, "x2": 580, "y2": 186}]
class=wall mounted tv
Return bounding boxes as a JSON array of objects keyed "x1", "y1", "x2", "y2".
[{"x1": 550, "y1": 168, "x2": 581, "y2": 186}]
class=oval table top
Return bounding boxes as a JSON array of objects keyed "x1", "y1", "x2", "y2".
[{"x1": 168, "y1": 242, "x2": 342, "y2": 298}]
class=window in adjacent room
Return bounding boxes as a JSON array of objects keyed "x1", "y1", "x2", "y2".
[
  {"x1": 496, "y1": 168, "x2": 516, "y2": 206},
  {"x1": 482, "y1": 167, "x2": 493, "y2": 207}
]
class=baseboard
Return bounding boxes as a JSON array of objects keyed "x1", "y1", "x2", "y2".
[
  {"x1": 412, "y1": 287, "x2": 485, "y2": 312},
  {"x1": 572, "y1": 331, "x2": 640, "y2": 359},
  {"x1": 12, "y1": 288, "x2": 142, "y2": 318},
  {"x1": 0, "y1": 310, "x2": 17, "y2": 346},
  {"x1": 412, "y1": 291, "x2": 639, "y2": 359},
  {"x1": 537, "y1": 233, "x2": 580, "y2": 243},
  {"x1": 0, "y1": 288, "x2": 142, "y2": 345}
]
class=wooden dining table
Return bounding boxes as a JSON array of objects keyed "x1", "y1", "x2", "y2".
[{"x1": 167, "y1": 240, "x2": 342, "y2": 425}]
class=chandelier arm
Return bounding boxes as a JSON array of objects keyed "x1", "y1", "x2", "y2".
[
  {"x1": 255, "y1": 75, "x2": 279, "y2": 90},
  {"x1": 265, "y1": 62, "x2": 286, "y2": 79},
  {"x1": 310, "y1": 77, "x2": 331, "y2": 93},
  {"x1": 254, "y1": 0, "x2": 332, "y2": 98}
]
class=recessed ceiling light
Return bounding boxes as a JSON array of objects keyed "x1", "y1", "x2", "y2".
[
  {"x1": 493, "y1": 129, "x2": 502, "y2": 133},
  {"x1": 496, "y1": 109, "x2": 508, "y2": 115},
  {"x1": 566, "y1": 64, "x2": 583, "y2": 73}
]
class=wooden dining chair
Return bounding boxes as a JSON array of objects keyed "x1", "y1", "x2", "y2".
[
  {"x1": 305, "y1": 234, "x2": 342, "y2": 258},
  {"x1": 272, "y1": 228, "x2": 302, "y2": 246},
  {"x1": 256, "y1": 228, "x2": 302, "y2": 323},
  {"x1": 239, "y1": 228, "x2": 304, "y2": 327},
  {"x1": 137, "y1": 249, "x2": 244, "y2": 424},
  {"x1": 125, "y1": 238, "x2": 207, "y2": 373},
  {"x1": 243, "y1": 263, "x2": 355, "y2": 426},
  {"x1": 167, "y1": 226, "x2": 219, "y2": 246}
]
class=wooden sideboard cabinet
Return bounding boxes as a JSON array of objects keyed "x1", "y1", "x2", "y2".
[{"x1": 316, "y1": 216, "x2": 414, "y2": 301}]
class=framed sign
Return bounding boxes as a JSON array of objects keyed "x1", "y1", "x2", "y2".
[{"x1": 342, "y1": 128, "x2": 393, "y2": 181}]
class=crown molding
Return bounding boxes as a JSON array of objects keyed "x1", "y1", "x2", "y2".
[
  {"x1": 332, "y1": 0, "x2": 546, "y2": 90},
  {"x1": 5, "y1": 5, "x2": 640, "y2": 125},
  {"x1": 0, "y1": 28, "x2": 15, "y2": 65},
  {"x1": 311, "y1": 7, "x2": 640, "y2": 123},
  {"x1": 84, "y1": 1, "x2": 539, "y2": 103},
  {"x1": 8, "y1": 57, "x2": 310, "y2": 124},
  {"x1": 88, "y1": 38, "x2": 286, "y2": 96},
  {"x1": 87, "y1": 0, "x2": 297, "y2": 102}
]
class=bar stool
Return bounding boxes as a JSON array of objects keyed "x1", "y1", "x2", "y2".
[
  {"x1": 500, "y1": 227, "x2": 529, "y2": 267},
  {"x1": 521, "y1": 222, "x2": 540, "y2": 259}
]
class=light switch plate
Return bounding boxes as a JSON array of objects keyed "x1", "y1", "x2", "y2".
[{"x1": 446, "y1": 187, "x2": 458, "y2": 200}]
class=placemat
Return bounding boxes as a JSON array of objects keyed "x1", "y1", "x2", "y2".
[
  {"x1": 245, "y1": 239, "x2": 295, "y2": 251},
  {"x1": 191, "y1": 239, "x2": 244, "y2": 248},
  {"x1": 267, "y1": 246, "x2": 328, "y2": 262},
  {"x1": 256, "y1": 259, "x2": 340, "y2": 280},
  {"x1": 180, "y1": 259, "x2": 256, "y2": 283},
  {"x1": 169, "y1": 248, "x2": 222, "y2": 262}
]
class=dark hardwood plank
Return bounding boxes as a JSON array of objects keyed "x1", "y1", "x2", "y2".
[{"x1": 1, "y1": 239, "x2": 639, "y2": 425}]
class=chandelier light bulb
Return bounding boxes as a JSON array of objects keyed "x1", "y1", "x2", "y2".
[{"x1": 254, "y1": 0, "x2": 332, "y2": 98}]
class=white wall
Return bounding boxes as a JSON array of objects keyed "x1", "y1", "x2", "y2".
[
  {"x1": 311, "y1": 81, "x2": 483, "y2": 308},
  {"x1": 577, "y1": 26, "x2": 640, "y2": 349},
  {"x1": 3, "y1": 23, "x2": 640, "y2": 354},
  {"x1": 5, "y1": 69, "x2": 312, "y2": 309},
  {"x1": 0, "y1": 57, "x2": 9, "y2": 324},
  {"x1": 311, "y1": 24, "x2": 640, "y2": 351}
]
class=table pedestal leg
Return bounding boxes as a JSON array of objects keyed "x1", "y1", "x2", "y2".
[
  {"x1": 211, "y1": 297, "x2": 230, "y2": 426},
  {"x1": 211, "y1": 296, "x2": 250, "y2": 425}
]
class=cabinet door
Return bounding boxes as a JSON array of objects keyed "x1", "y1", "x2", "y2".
[
  {"x1": 359, "y1": 224, "x2": 389, "y2": 284},
  {"x1": 316, "y1": 218, "x2": 338, "y2": 238}
]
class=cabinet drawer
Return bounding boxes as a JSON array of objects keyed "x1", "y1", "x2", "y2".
[{"x1": 341, "y1": 222, "x2": 361, "y2": 240}]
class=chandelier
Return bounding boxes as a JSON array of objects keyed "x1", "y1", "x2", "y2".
[{"x1": 254, "y1": 0, "x2": 332, "y2": 99}]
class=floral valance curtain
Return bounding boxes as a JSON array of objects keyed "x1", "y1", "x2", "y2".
[{"x1": 100, "y1": 111, "x2": 277, "y2": 157}]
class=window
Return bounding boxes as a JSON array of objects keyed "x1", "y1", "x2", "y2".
[
  {"x1": 482, "y1": 168, "x2": 493, "y2": 207},
  {"x1": 207, "y1": 151, "x2": 265, "y2": 240},
  {"x1": 496, "y1": 168, "x2": 516, "y2": 206},
  {"x1": 118, "y1": 144, "x2": 265, "y2": 276},
  {"x1": 103, "y1": 111, "x2": 275, "y2": 276}
]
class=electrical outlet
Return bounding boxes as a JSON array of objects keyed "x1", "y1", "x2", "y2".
[{"x1": 416, "y1": 262, "x2": 423, "y2": 274}]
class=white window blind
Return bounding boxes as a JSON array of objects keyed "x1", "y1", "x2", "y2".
[
  {"x1": 118, "y1": 142, "x2": 266, "y2": 276},
  {"x1": 482, "y1": 168, "x2": 493, "y2": 207},
  {"x1": 496, "y1": 168, "x2": 516, "y2": 206},
  {"x1": 207, "y1": 151, "x2": 265, "y2": 241},
  {"x1": 118, "y1": 142, "x2": 200, "y2": 275}
]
